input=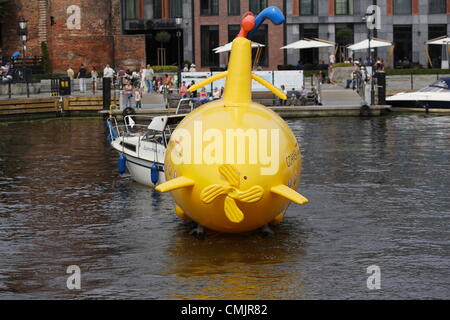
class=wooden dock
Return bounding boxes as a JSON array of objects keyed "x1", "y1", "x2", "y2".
[{"x1": 0, "y1": 94, "x2": 392, "y2": 121}]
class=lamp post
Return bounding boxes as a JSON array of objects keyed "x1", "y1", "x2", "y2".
[
  {"x1": 175, "y1": 17, "x2": 183, "y2": 87},
  {"x1": 18, "y1": 17, "x2": 30, "y2": 97},
  {"x1": 18, "y1": 17, "x2": 28, "y2": 60}
]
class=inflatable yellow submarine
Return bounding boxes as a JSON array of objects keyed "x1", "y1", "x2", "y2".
[{"x1": 156, "y1": 7, "x2": 308, "y2": 234}]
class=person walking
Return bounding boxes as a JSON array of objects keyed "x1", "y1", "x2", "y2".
[
  {"x1": 91, "y1": 66, "x2": 98, "y2": 94},
  {"x1": 77, "y1": 64, "x2": 87, "y2": 93},
  {"x1": 67, "y1": 66, "x2": 75, "y2": 93}
]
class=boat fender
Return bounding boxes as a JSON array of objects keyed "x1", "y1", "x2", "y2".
[
  {"x1": 151, "y1": 163, "x2": 159, "y2": 184},
  {"x1": 123, "y1": 107, "x2": 136, "y2": 118},
  {"x1": 118, "y1": 154, "x2": 126, "y2": 174}
]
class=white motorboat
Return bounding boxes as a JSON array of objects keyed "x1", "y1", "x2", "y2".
[
  {"x1": 107, "y1": 114, "x2": 185, "y2": 187},
  {"x1": 387, "y1": 78, "x2": 450, "y2": 109}
]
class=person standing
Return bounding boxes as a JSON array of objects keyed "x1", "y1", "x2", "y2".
[
  {"x1": 279, "y1": 85, "x2": 287, "y2": 106},
  {"x1": 134, "y1": 88, "x2": 142, "y2": 109},
  {"x1": 123, "y1": 81, "x2": 133, "y2": 108},
  {"x1": 77, "y1": 64, "x2": 87, "y2": 93},
  {"x1": 67, "y1": 66, "x2": 75, "y2": 93},
  {"x1": 91, "y1": 67, "x2": 98, "y2": 94},
  {"x1": 144, "y1": 64, "x2": 154, "y2": 93},
  {"x1": 329, "y1": 53, "x2": 336, "y2": 65}
]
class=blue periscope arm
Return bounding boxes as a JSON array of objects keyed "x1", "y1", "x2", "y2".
[{"x1": 247, "y1": 6, "x2": 285, "y2": 40}]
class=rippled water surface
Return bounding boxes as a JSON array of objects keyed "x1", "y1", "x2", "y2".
[{"x1": 0, "y1": 115, "x2": 449, "y2": 299}]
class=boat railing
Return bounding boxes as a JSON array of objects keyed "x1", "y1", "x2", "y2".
[{"x1": 107, "y1": 114, "x2": 169, "y2": 159}]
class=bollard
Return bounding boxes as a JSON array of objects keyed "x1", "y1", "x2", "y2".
[
  {"x1": 410, "y1": 73, "x2": 413, "y2": 90},
  {"x1": 8, "y1": 81, "x2": 11, "y2": 99}
]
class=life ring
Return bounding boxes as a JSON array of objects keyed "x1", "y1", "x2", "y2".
[{"x1": 123, "y1": 107, "x2": 136, "y2": 117}]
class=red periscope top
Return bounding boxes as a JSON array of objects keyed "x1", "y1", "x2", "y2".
[{"x1": 236, "y1": 12, "x2": 256, "y2": 39}]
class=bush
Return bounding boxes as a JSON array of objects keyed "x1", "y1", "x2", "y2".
[
  {"x1": 334, "y1": 63, "x2": 353, "y2": 68},
  {"x1": 153, "y1": 65, "x2": 179, "y2": 72},
  {"x1": 385, "y1": 68, "x2": 450, "y2": 76}
]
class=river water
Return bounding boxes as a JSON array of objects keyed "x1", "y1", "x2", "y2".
[{"x1": 0, "y1": 115, "x2": 448, "y2": 300}]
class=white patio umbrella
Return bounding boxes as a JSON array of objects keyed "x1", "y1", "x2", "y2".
[
  {"x1": 281, "y1": 38, "x2": 335, "y2": 50},
  {"x1": 427, "y1": 36, "x2": 450, "y2": 69},
  {"x1": 213, "y1": 41, "x2": 265, "y2": 53},
  {"x1": 427, "y1": 36, "x2": 450, "y2": 45},
  {"x1": 347, "y1": 38, "x2": 392, "y2": 51}
]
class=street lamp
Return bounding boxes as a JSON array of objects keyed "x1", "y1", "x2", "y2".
[
  {"x1": 18, "y1": 17, "x2": 30, "y2": 97},
  {"x1": 18, "y1": 17, "x2": 28, "y2": 59},
  {"x1": 175, "y1": 17, "x2": 183, "y2": 86}
]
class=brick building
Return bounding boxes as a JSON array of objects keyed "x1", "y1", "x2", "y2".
[{"x1": 0, "y1": 0, "x2": 146, "y2": 73}]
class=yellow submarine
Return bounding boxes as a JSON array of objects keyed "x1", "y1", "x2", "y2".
[{"x1": 156, "y1": 7, "x2": 308, "y2": 234}]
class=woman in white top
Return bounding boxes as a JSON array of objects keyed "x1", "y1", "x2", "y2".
[{"x1": 91, "y1": 67, "x2": 98, "y2": 93}]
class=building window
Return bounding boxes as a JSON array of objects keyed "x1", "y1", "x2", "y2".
[
  {"x1": 201, "y1": 25, "x2": 219, "y2": 67},
  {"x1": 125, "y1": 0, "x2": 138, "y2": 19},
  {"x1": 393, "y1": 25, "x2": 412, "y2": 64},
  {"x1": 299, "y1": 24, "x2": 319, "y2": 65},
  {"x1": 169, "y1": 0, "x2": 182, "y2": 18},
  {"x1": 228, "y1": 0, "x2": 240, "y2": 16},
  {"x1": 228, "y1": 25, "x2": 241, "y2": 42},
  {"x1": 429, "y1": 0, "x2": 447, "y2": 14},
  {"x1": 335, "y1": 0, "x2": 353, "y2": 15},
  {"x1": 393, "y1": 0, "x2": 412, "y2": 14},
  {"x1": 249, "y1": 0, "x2": 267, "y2": 14},
  {"x1": 153, "y1": 0, "x2": 162, "y2": 19},
  {"x1": 250, "y1": 24, "x2": 268, "y2": 67},
  {"x1": 200, "y1": 0, "x2": 219, "y2": 16},
  {"x1": 300, "y1": 0, "x2": 318, "y2": 15},
  {"x1": 429, "y1": 24, "x2": 447, "y2": 67}
]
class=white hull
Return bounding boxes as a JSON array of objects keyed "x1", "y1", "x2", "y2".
[
  {"x1": 386, "y1": 79, "x2": 450, "y2": 109},
  {"x1": 125, "y1": 154, "x2": 165, "y2": 188},
  {"x1": 111, "y1": 135, "x2": 167, "y2": 188}
]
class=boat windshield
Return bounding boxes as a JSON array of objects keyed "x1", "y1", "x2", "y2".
[
  {"x1": 429, "y1": 79, "x2": 450, "y2": 90},
  {"x1": 419, "y1": 79, "x2": 450, "y2": 92}
]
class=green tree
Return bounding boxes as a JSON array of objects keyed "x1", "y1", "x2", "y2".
[
  {"x1": 40, "y1": 41, "x2": 52, "y2": 74},
  {"x1": 155, "y1": 31, "x2": 171, "y2": 48}
]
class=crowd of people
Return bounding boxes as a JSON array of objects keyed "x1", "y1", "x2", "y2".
[{"x1": 0, "y1": 62, "x2": 13, "y2": 83}]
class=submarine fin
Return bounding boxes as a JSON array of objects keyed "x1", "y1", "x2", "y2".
[
  {"x1": 219, "y1": 164, "x2": 240, "y2": 187},
  {"x1": 251, "y1": 73, "x2": 287, "y2": 100},
  {"x1": 175, "y1": 205, "x2": 188, "y2": 220},
  {"x1": 188, "y1": 72, "x2": 229, "y2": 92},
  {"x1": 155, "y1": 176, "x2": 195, "y2": 193},
  {"x1": 232, "y1": 185, "x2": 264, "y2": 203},
  {"x1": 224, "y1": 197, "x2": 244, "y2": 223},
  {"x1": 270, "y1": 185, "x2": 309, "y2": 205},
  {"x1": 201, "y1": 184, "x2": 227, "y2": 204}
]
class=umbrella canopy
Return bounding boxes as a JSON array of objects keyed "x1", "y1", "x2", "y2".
[
  {"x1": 347, "y1": 38, "x2": 392, "y2": 51},
  {"x1": 213, "y1": 41, "x2": 265, "y2": 53},
  {"x1": 427, "y1": 36, "x2": 450, "y2": 45},
  {"x1": 11, "y1": 51, "x2": 21, "y2": 58},
  {"x1": 281, "y1": 38, "x2": 334, "y2": 50}
]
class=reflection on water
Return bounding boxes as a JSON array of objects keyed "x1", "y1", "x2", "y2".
[{"x1": 0, "y1": 116, "x2": 449, "y2": 299}]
